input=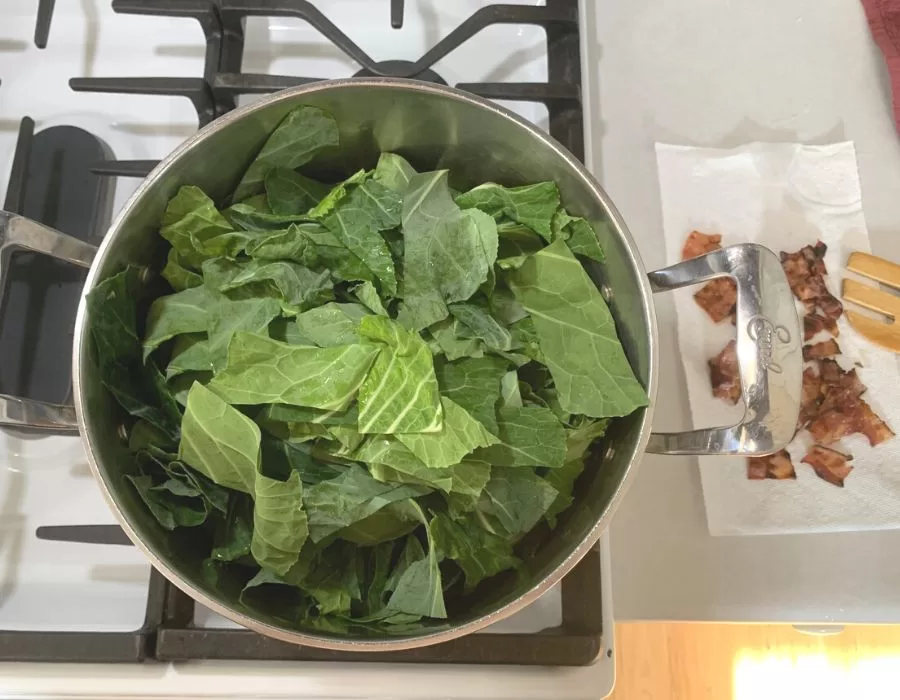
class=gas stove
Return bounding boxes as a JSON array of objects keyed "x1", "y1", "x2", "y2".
[{"x1": 0, "y1": 2, "x2": 614, "y2": 697}]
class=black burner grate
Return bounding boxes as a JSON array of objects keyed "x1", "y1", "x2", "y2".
[{"x1": 0, "y1": 0, "x2": 601, "y2": 666}]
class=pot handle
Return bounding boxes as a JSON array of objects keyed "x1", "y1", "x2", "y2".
[
  {"x1": 0, "y1": 211, "x2": 97, "y2": 432},
  {"x1": 645, "y1": 243, "x2": 802, "y2": 456}
]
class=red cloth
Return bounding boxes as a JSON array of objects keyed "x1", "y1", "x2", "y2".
[{"x1": 861, "y1": 0, "x2": 900, "y2": 131}]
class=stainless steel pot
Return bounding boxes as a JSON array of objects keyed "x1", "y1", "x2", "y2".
[{"x1": 0, "y1": 79, "x2": 802, "y2": 651}]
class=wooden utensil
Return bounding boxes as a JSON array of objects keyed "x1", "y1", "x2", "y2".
[{"x1": 842, "y1": 252, "x2": 900, "y2": 353}]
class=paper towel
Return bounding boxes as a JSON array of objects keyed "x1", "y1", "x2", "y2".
[{"x1": 655, "y1": 141, "x2": 900, "y2": 536}]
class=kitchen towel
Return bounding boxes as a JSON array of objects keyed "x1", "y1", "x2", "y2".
[
  {"x1": 861, "y1": 0, "x2": 900, "y2": 134},
  {"x1": 655, "y1": 141, "x2": 900, "y2": 536}
]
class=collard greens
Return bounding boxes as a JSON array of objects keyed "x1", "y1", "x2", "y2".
[{"x1": 86, "y1": 104, "x2": 647, "y2": 632}]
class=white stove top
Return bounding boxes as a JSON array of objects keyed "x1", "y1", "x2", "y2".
[{"x1": 0, "y1": 1, "x2": 614, "y2": 698}]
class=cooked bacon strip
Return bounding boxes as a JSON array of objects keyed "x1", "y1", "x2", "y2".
[
  {"x1": 817, "y1": 292, "x2": 844, "y2": 321},
  {"x1": 818, "y1": 365, "x2": 866, "y2": 414},
  {"x1": 682, "y1": 232, "x2": 737, "y2": 324},
  {"x1": 803, "y1": 313, "x2": 839, "y2": 341},
  {"x1": 808, "y1": 394, "x2": 894, "y2": 447},
  {"x1": 709, "y1": 340, "x2": 741, "y2": 404},
  {"x1": 801, "y1": 445, "x2": 853, "y2": 487},
  {"x1": 681, "y1": 231, "x2": 722, "y2": 259},
  {"x1": 807, "y1": 409, "x2": 857, "y2": 445},
  {"x1": 798, "y1": 368, "x2": 823, "y2": 428},
  {"x1": 747, "y1": 450, "x2": 796, "y2": 480},
  {"x1": 855, "y1": 399, "x2": 895, "y2": 447},
  {"x1": 693, "y1": 278, "x2": 737, "y2": 324},
  {"x1": 780, "y1": 246, "x2": 830, "y2": 301},
  {"x1": 803, "y1": 339, "x2": 841, "y2": 361}
]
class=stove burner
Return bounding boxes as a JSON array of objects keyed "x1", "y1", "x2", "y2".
[
  {"x1": 1, "y1": 0, "x2": 596, "y2": 668},
  {"x1": 353, "y1": 60, "x2": 446, "y2": 85}
]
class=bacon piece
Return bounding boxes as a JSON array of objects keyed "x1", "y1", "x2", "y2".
[
  {"x1": 801, "y1": 445, "x2": 853, "y2": 487},
  {"x1": 855, "y1": 399, "x2": 895, "y2": 447},
  {"x1": 780, "y1": 246, "x2": 830, "y2": 301},
  {"x1": 803, "y1": 313, "x2": 839, "y2": 341},
  {"x1": 798, "y1": 367, "x2": 823, "y2": 428},
  {"x1": 803, "y1": 339, "x2": 841, "y2": 361},
  {"x1": 808, "y1": 394, "x2": 894, "y2": 447},
  {"x1": 807, "y1": 409, "x2": 857, "y2": 445},
  {"x1": 681, "y1": 231, "x2": 722, "y2": 260},
  {"x1": 709, "y1": 340, "x2": 741, "y2": 404},
  {"x1": 818, "y1": 357, "x2": 843, "y2": 385},
  {"x1": 747, "y1": 449, "x2": 796, "y2": 480},
  {"x1": 693, "y1": 278, "x2": 737, "y2": 324},
  {"x1": 818, "y1": 365, "x2": 866, "y2": 414},
  {"x1": 817, "y1": 292, "x2": 844, "y2": 321},
  {"x1": 682, "y1": 232, "x2": 737, "y2": 324}
]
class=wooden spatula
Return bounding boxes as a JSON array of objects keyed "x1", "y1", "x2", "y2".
[{"x1": 842, "y1": 252, "x2": 900, "y2": 353}]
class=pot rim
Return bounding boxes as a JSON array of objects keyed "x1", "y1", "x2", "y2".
[{"x1": 72, "y1": 77, "x2": 659, "y2": 652}]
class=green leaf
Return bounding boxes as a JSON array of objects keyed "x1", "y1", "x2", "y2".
[
  {"x1": 435, "y1": 356, "x2": 508, "y2": 434},
  {"x1": 251, "y1": 470, "x2": 308, "y2": 576},
  {"x1": 474, "y1": 406, "x2": 566, "y2": 468},
  {"x1": 431, "y1": 513, "x2": 519, "y2": 591},
  {"x1": 374, "y1": 152, "x2": 416, "y2": 193},
  {"x1": 352, "y1": 281, "x2": 389, "y2": 316},
  {"x1": 142, "y1": 285, "x2": 214, "y2": 360},
  {"x1": 427, "y1": 318, "x2": 484, "y2": 361},
  {"x1": 357, "y1": 437, "x2": 454, "y2": 492},
  {"x1": 126, "y1": 474, "x2": 207, "y2": 530},
  {"x1": 385, "y1": 503, "x2": 446, "y2": 619},
  {"x1": 323, "y1": 179, "x2": 401, "y2": 294},
  {"x1": 211, "y1": 494, "x2": 254, "y2": 562},
  {"x1": 398, "y1": 171, "x2": 498, "y2": 330},
  {"x1": 233, "y1": 105, "x2": 340, "y2": 201},
  {"x1": 489, "y1": 285, "x2": 528, "y2": 325},
  {"x1": 496, "y1": 221, "x2": 544, "y2": 270},
  {"x1": 338, "y1": 502, "x2": 419, "y2": 546},
  {"x1": 208, "y1": 332, "x2": 379, "y2": 410},
  {"x1": 202, "y1": 258, "x2": 333, "y2": 313},
  {"x1": 260, "y1": 403, "x2": 358, "y2": 426},
  {"x1": 283, "y1": 539, "x2": 361, "y2": 615},
  {"x1": 294, "y1": 302, "x2": 369, "y2": 347},
  {"x1": 166, "y1": 334, "x2": 212, "y2": 379},
  {"x1": 86, "y1": 268, "x2": 181, "y2": 440},
  {"x1": 170, "y1": 371, "x2": 211, "y2": 406},
  {"x1": 206, "y1": 296, "x2": 282, "y2": 372},
  {"x1": 265, "y1": 167, "x2": 330, "y2": 215},
  {"x1": 303, "y1": 465, "x2": 431, "y2": 542},
  {"x1": 499, "y1": 370, "x2": 523, "y2": 408},
  {"x1": 455, "y1": 182, "x2": 559, "y2": 241},
  {"x1": 308, "y1": 170, "x2": 367, "y2": 219},
  {"x1": 160, "y1": 186, "x2": 234, "y2": 267},
  {"x1": 544, "y1": 458, "x2": 585, "y2": 528},
  {"x1": 356, "y1": 316, "x2": 443, "y2": 434},
  {"x1": 162, "y1": 249, "x2": 202, "y2": 291},
  {"x1": 178, "y1": 382, "x2": 260, "y2": 494},
  {"x1": 565, "y1": 418, "x2": 609, "y2": 462},
  {"x1": 223, "y1": 202, "x2": 310, "y2": 231},
  {"x1": 551, "y1": 209, "x2": 606, "y2": 263},
  {"x1": 480, "y1": 467, "x2": 558, "y2": 538},
  {"x1": 508, "y1": 316, "x2": 545, "y2": 364},
  {"x1": 448, "y1": 303, "x2": 515, "y2": 352},
  {"x1": 396, "y1": 397, "x2": 498, "y2": 470},
  {"x1": 508, "y1": 238, "x2": 648, "y2": 418},
  {"x1": 260, "y1": 435, "x2": 344, "y2": 485}
]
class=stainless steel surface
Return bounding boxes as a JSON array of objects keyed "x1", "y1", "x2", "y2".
[
  {"x1": 645, "y1": 244, "x2": 802, "y2": 455},
  {"x1": 69, "y1": 79, "x2": 658, "y2": 651},
  {"x1": 2, "y1": 79, "x2": 797, "y2": 650},
  {"x1": 0, "y1": 211, "x2": 96, "y2": 431}
]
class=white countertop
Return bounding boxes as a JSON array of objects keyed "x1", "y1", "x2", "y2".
[{"x1": 587, "y1": 0, "x2": 900, "y2": 623}]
